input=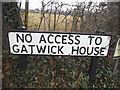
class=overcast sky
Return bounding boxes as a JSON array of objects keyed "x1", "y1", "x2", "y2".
[{"x1": 19, "y1": 0, "x2": 106, "y2": 9}]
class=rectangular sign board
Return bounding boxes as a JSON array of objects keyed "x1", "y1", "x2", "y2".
[
  {"x1": 114, "y1": 37, "x2": 120, "y2": 59},
  {"x1": 8, "y1": 31, "x2": 111, "y2": 56}
]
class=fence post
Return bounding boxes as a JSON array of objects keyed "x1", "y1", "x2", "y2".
[{"x1": 88, "y1": 30, "x2": 105, "y2": 85}]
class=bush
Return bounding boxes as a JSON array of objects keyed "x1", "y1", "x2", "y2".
[{"x1": 2, "y1": 51, "x2": 120, "y2": 88}]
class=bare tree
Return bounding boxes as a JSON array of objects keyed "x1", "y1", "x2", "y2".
[{"x1": 31, "y1": 0, "x2": 118, "y2": 35}]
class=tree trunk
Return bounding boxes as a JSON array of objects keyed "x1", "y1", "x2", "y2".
[
  {"x1": 24, "y1": 0, "x2": 29, "y2": 29},
  {"x1": 2, "y1": 1, "x2": 28, "y2": 71},
  {"x1": 2, "y1": 2, "x2": 22, "y2": 50}
]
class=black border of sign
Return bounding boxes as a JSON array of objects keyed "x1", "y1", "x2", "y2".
[
  {"x1": 7, "y1": 30, "x2": 112, "y2": 57},
  {"x1": 8, "y1": 30, "x2": 112, "y2": 36}
]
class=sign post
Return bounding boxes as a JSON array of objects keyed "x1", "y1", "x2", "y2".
[
  {"x1": 89, "y1": 56, "x2": 100, "y2": 85},
  {"x1": 88, "y1": 31, "x2": 107, "y2": 85},
  {"x1": 16, "y1": 26, "x2": 28, "y2": 70}
]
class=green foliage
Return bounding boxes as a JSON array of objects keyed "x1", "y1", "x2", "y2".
[
  {"x1": 94, "y1": 57, "x2": 120, "y2": 88},
  {"x1": 2, "y1": 51, "x2": 120, "y2": 88},
  {"x1": 2, "y1": 2, "x2": 21, "y2": 28}
]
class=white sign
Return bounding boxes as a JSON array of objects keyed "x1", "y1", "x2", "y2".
[
  {"x1": 114, "y1": 38, "x2": 120, "y2": 59},
  {"x1": 8, "y1": 31, "x2": 111, "y2": 56}
]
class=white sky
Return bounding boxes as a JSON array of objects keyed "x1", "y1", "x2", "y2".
[{"x1": 19, "y1": 0, "x2": 106, "y2": 9}]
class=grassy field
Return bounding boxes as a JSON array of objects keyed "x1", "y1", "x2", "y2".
[{"x1": 21, "y1": 13, "x2": 73, "y2": 32}]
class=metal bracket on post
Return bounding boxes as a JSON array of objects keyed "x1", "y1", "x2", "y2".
[
  {"x1": 88, "y1": 30, "x2": 105, "y2": 85},
  {"x1": 17, "y1": 26, "x2": 28, "y2": 70}
]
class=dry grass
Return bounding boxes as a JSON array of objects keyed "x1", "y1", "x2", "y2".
[{"x1": 22, "y1": 13, "x2": 73, "y2": 32}]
